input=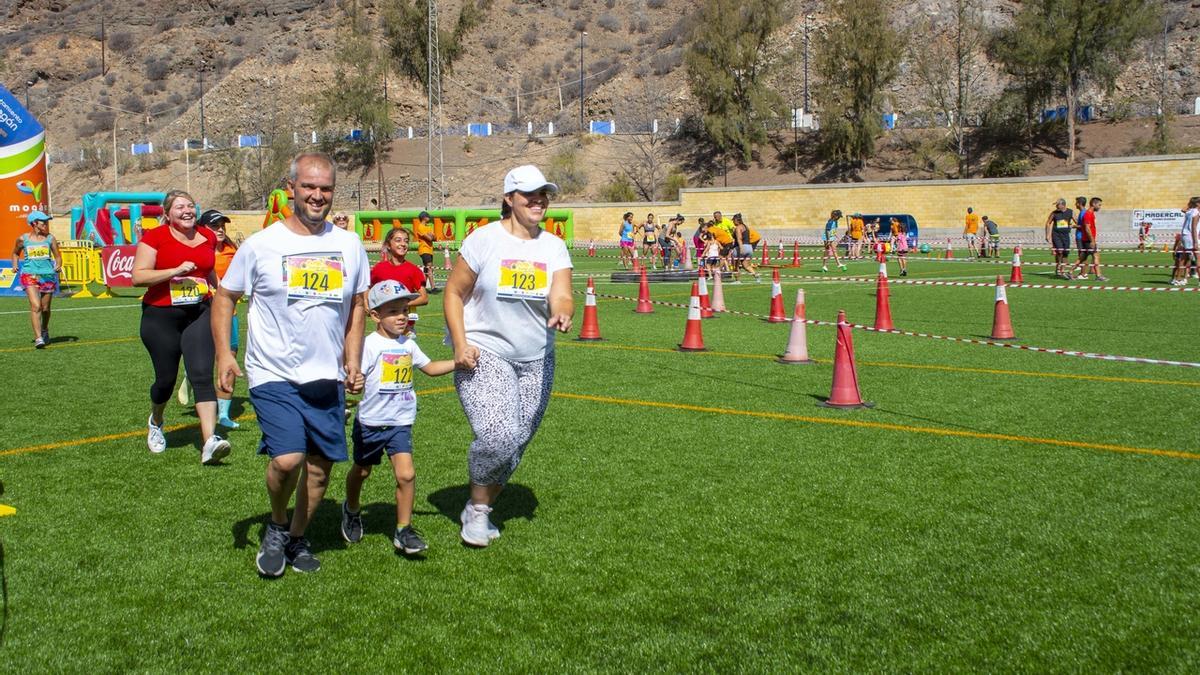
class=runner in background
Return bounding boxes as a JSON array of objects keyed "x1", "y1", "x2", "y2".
[
  {"x1": 618, "y1": 212, "x2": 636, "y2": 270},
  {"x1": 11, "y1": 210, "x2": 60, "y2": 348},
  {"x1": 638, "y1": 213, "x2": 659, "y2": 270},
  {"x1": 132, "y1": 190, "x2": 229, "y2": 464},
  {"x1": 1137, "y1": 220, "x2": 1153, "y2": 252},
  {"x1": 198, "y1": 209, "x2": 243, "y2": 428},
  {"x1": 1074, "y1": 196, "x2": 1088, "y2": 265},
  {"x1": 822, "y1": 209, "x2": 846, "y2": 272}
]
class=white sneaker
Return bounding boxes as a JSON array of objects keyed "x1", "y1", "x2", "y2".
[
  {"x1": 201, "y1": 435, "x2": 231, "y2": 465},
  {"x1": 460, "y1": 502, "x2": 499, "y2": 546},
  {"x1": 147, "y1": 415, "x2": 167, "y2": 454}
]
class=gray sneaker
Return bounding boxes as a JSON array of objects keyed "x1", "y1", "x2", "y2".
[
  {"x1": 393, "y1": 525, "x2": 428, "y2": 555},
  {"x1": 256, "y1": 522, "x2": 289, "y2": 578},
  {"x1": 340, "y1": 501, "x2": 363, "y2": 544},
  {"x1": 285, "y1": 536, "x2": 321, "y2": 573}
]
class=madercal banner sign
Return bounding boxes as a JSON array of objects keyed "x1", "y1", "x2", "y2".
[{"x1": 0, "y1": 85, "x2": 50, "y2": 251}]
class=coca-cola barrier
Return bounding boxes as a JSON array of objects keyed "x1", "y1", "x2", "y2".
[{"x1": 101, "y1": 245, "x2": 138, "y2": 288}]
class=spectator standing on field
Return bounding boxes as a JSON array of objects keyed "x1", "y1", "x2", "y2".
[
  {"x1": 963, "y1": 207, "x2": 981, "y2": 257},
  {"x1": 413, "y1": 211, "x2": 437, "y2": 292},
  {"x1": 1069, "y1": 197, "x2": 1108, "y2": 281},
  {"x1": 981, "y1": 216, "x2": 1000, "y2": 258},
  {"x1": 1044, "y1": 198, "x2": 1075, "y2": 279},
  {"x1": 443, "y1": 165, "x2": 574, "y2": 548},
  {"x1": 212, "y1": 152, "x2": 370, "y2": 577}
]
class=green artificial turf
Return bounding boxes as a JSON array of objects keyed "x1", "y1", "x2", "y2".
[{"x1": 1, "y1": 247, "x2": 1198, "y2": 671}]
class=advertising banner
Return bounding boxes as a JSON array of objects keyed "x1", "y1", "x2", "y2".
[
  {"x1": 0, "y1": 85, "x2": 50, "y2": 252},
  {"x1": 100, "y1": 245, "x2": 138, "y2": 287},
  {"x1": 1130, "y1": 209, "x2": 1185, "y2": 231}
]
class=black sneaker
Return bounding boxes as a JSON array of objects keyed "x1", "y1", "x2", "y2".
[
  {"x1": 393, "y1": 525, "x2": 428, "y2": 555},
  {"x1": 285, "y1": 536, "x2": 321, "y2": 573},
  {"x1": 256, "y1": 522, "x2": 289, "y2": 578},
  {"x1": 340, "y1": 501, "x2": 363, "y2": 544}
]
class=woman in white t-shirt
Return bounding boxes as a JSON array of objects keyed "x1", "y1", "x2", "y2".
[
  {"x1": 1172, "y1": 196, "x2": 1200, "y2": 286},
  {"x1": 443, "y1": 165, "x2": 574, "y2": 547}
]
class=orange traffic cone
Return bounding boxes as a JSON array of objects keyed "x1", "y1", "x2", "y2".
[
  {"x1": 990, "y1": 275, "x2": 1015, "y2": 340},
  {"x1": 945, "y1": 238, "x2": 954, "y2": 259},
  {"x1": 822, "y1": 310, "x2": 871, "y2": 408},
  {"x1": 577, "y1": 277, "x2": 603, "y2": 341},
  {"x1": 778, "y1": 288, "x2": 814, "y2": 364},
  {"x1": 677, "y1": 282, "x2": 706, "y2": 352},
  {"x1": 761, "y1": 241, "x2": 770, "y2": 266},
  {"x1": 766, "y1": 268, "x2": 787, "y2": 322},
  {"x1": 1009, "y1": 246, "x2": 1023, "y2": 284},
  {"x1": 443, "y1": 247, "x2": 453, "y2": 271},
  {"x1": 791, "y1": 241, "x2": 801, "y2": 267},
  {"x1": 710, "y1": 268, "x2": 727, "y2": 312},
  {"x1": 874, "y1": 263, "x2": 894, "y2": 330},
  {"x1": 588, "y1": 240, "x2": 596, "y2": 257},
  {"x1": 698, "y1": 270, "x2": 714, "y2": 318},
  {"x1": 634, "y1": 266, "x2": 654, "y2": 314},
  {"x1": 778, "y1": 241, "x2": 785, "y2": 260}
]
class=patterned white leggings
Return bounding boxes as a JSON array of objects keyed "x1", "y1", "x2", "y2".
[{"x1": 454, "y1": 349, "x2": 555, "y2": 486}]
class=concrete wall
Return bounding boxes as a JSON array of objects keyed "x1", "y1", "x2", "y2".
[{"x1": 559, "y1": 154, "x2": 1200, "y2": 243}]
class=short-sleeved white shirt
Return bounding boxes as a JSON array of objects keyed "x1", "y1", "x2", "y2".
[
  {"x1": 356, "y1": 332, "x2": 432, "y2": 427},
  {"x1": 1182, "y1": 208, "x2": 1199, "y2": 250},
  {"x1": 458, "y1": 221, "x2": 573, "y2": 362},
  {"x1": 221, "y1": 221, "x2": 371, "y2": 388}
]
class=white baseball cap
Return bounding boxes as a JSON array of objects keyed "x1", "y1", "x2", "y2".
[
  {"x1": 503, "y1": 165, "x2": 559, "y2": 195},
  {"x1": 368, "y1": 281, "x2": 419, "y2": 310}
]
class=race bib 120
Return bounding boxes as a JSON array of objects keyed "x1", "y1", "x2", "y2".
[
  {"x1": 169, "y1": 276, "x2": 209, "y2": 306},
  {"x1": 497, "y1": 259, "x2": 548, "y2": 300},
  {"x1": 285, "y1": 254, "x2": 344, "y2": 302}
]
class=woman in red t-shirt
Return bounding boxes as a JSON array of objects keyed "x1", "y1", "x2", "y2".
[
  {"x1": 131, "y1": 190, "x2": 230, "y2": 464},
  {"x1": 371, "y1": 226, "x2": 429, "y2": 304}
]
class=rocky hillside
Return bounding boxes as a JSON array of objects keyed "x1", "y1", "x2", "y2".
[{"x1": 2, "y1": 0, "x2": 1198, "y2": 210}]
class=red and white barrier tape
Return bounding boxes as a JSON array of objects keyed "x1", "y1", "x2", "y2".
[
  {"x1": 577, "y1": 289, "x2": 1200, "y2": 368},
  {"x1": 764, "y1": 272, "x2": 1198, "y2": 293}
]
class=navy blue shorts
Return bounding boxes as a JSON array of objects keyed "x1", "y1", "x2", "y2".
[
  {"x1": 352, "y1": 420, "x2": 413, "y2": 466},
  {"x1": 249, "y1": 379, "x2": 347, "y2": 462}
]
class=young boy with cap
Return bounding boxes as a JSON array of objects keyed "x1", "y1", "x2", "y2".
[{"x1": 340, "y1": 280, "x2": 454, "y2": 555}]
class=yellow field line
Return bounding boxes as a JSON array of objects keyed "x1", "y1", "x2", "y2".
[
  {"x1": 551, "y1": 391, "x2": 1200, "y2": 461},
  {"x1": 0, "y1": 336, "x2": 138, "y2": 354},
  {"x1": 556, "y1": 340, "x2": 1200, "y2": 388},
  {"x1": 0, "y1": 385, "x2": 457, "y2": 459}
]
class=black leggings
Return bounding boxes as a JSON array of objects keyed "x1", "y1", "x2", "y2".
[{"x1": 140, "y1": 302, "x2": 216, "y2": 405}]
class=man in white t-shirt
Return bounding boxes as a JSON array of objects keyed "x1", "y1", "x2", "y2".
[{"x1": 212, "y1": 152, "x2": 370, "y2": 577}]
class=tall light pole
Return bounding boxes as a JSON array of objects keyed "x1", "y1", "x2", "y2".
[
  {"x1": 24, "y1": 80, "x2": 33, "y2": 110},
  {"x1": 579, "y1": 31, "x2": 587, "y2": 133},
  {"x1": 803, "y1": 14, "x2": 813, "y2": 113},
  {"x1": 198, "y1": 58, "x2": 207, "y2": 149}
]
